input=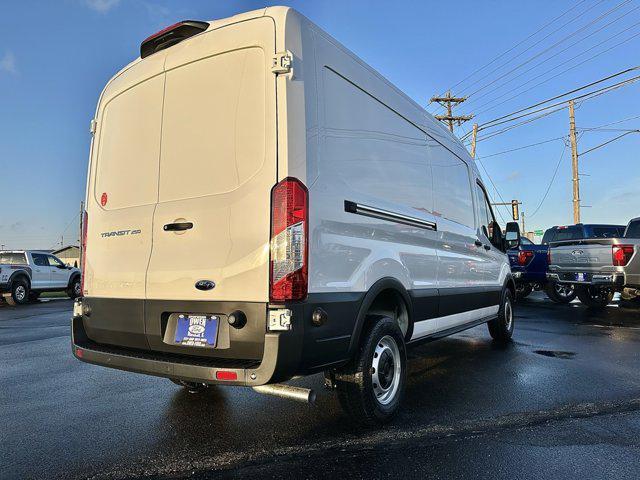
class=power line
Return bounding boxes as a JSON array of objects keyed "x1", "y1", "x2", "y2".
[
  {"x1": 465, "y1": 10, "x2": 640, "y2": 112},
  {"x1": 528, "y1": 142, "x2": 569, "y2": 218},
  {"x1": 579, "y1": 114, "x2": 640, "y2": 130},
  {"x1": 471, "y1": 26, "x2": 640, "y2": 117},
  {"x1": 476, "y1": 158, "x2": 509, "y2": 222},
  {"x1": 476, "y1": 136, "x2": 566, "y2": 159},
  {"x1": 579, "y1": 130, "x2": 639, "y2": 156},
  {"x1": 430, "y1": 0, "x2": 592, "y2": 113},
  {"x1": 472, "y1": 106, "x2": 567, "y2": 143},
  {"x1": 461, "y1": 0, "x2": 633, "y2": 100}
]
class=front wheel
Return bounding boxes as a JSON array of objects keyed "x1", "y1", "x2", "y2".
[
  {"x1": 576, "y1": 285, "x2": 614, "y2": 309},
  {"x1": 333, "y1": 315, "x2": 406, "y2": 426},
  {"x1": 545, "y1": 282, "x2": 576, "y2": 304},
  {"x1": 487, "y1": 288, "x2": 514, "y2": 344}
]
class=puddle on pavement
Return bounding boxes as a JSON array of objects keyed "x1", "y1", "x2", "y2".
[{"x1": 534, "y1": 350, "x2": 576, "y2": 359}]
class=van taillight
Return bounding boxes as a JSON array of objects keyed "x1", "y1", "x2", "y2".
[
  {"x1": 140, "y1": 20, "x2": 209, "y2": 59},
  {"x1": 612, "y1": 245, "x2": 634, "y2": 266},
  {"x1": 80, "y1": 210, "x2": 88, "y2": 296},
  {"x1": 269, "y1": 178, "x2": 308, "y2": 302}
]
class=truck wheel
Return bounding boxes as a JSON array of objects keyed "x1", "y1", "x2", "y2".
[
  {"x1": 170, "y1": 378, "x2": 208, "y2": 393},
  {"x1": 333, "y1": 315, "x2": 406, "y2": 426},
  {"x1": 515, "y1": 283, "x2": 533, "y2": 300},
  {"x1": 66, "y1": 277, "x2": 81, "y2": 299},
  {"x1": 545, "y1": 282, "x2": 576, "y2": 304},
  {"x1": 487, "y1": 288, "x2": 514, "y2": 343},
  {"x1": 9, "y1": 279, "x2": 30, "y2": 305},
  {"x1": 576, "y1": 286, "x2": 614, "y2": 308},
  {"x1": 620, "y1": 288, "x2": 640, "y2": 309}
]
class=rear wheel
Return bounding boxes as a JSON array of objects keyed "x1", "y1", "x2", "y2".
[
  {"x1": 170, "y1": 378, "x2": 208, "y2": 393},
  {"x1": 333, "y1": 315, "x2": 406, "y2": 426},
  {"x1": 10, "y1": 279, "x2": 30, "y2": 305},
  {"x1": 66, "y1": 277, "x2": 81, "y2": 299},
  {"x1": 576, "y1": 285, "x2": 614, "y2": 308},
  {"x1": 487, "y1": 288, "x2": 514, "y2": 344},
  {"x1": 545, "y1": 282, "x2": 576, "y2": 304},
  {"x1": 515, "y1": 283, "x2": 533, "y2": 300}
]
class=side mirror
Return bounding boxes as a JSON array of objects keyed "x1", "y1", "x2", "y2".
[{"x1": 505, "y1": 222, "x2": 521, "y2": 250}]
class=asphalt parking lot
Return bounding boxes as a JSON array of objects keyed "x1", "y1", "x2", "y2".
[{"x1": 2, "y1": 294, "x2": 640, "y2": 480}]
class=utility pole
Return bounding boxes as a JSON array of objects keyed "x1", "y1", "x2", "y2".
[
  {"x1": 568, "y1": 100, "x2": 580, "y2": 224},
  {"x1": 430, "y1": 91, "x2": 473, "y2": 132},
  {"x1": 521, "y1": 211, "x2": 525, "y2": 236},
  {"x1": 470, "y1": 123, "x2": 478, "y2": 158}
]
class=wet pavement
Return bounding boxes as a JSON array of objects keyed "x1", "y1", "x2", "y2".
[{"x1": 1, "y1": 294, "x2": 640, "y2": 479}]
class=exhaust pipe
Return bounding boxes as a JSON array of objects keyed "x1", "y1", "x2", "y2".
[{"x1": 252, "y1": 384, "x2": 316, "y2": 404}]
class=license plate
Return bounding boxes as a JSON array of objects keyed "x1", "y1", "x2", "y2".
[
  {"x1": 174, "y1": 314, "x2": 218, "y2": 347},
  {"x1": 575, "y1": 272, "x2": 586, "y2": 282}
]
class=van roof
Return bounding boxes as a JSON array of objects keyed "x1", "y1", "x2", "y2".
[{"x1": 100, "y1": 6, "x2": 471, "y2": 169}]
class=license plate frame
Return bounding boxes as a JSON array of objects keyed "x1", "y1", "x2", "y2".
[{"x1": 174, "y1": 314, "x2": 219, "y2": 348}]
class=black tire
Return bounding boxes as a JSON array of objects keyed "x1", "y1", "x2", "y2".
[
  {"x1": 576, "y1": 285, "x2": 614, "y2": 309},
  {"x1": 620, "y1": 289, "x2": 640, "y2": 309},
  {"x1": 487, "y1": 288, "x2": 514, "y2": 344},
  {"x1": 545, "y1": 282, "x2": 577, "y2": 304},
  {"x1": 333, "y1": 315, "x2": 406, "y2": 426},
  {"x1": 66, "y1": 276, "x2": 82, "y2": 299},
  {"x1": 28, "y1": 291, "x2": 41, "y2": 302},
  {"x1": 515, "y1": 283, "x2": 533, "y2": 300},
  {"x1": 10, "y1": 279, "x2": 30, "y2": 305},
  {"x1": 169, "y1": 378, "x2": 208, "y2": 393}
]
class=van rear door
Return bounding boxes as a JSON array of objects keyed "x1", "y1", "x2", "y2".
[
  {"x1": 145, "y1": 19, "x2": 277, "y2": 308},
  {"x1": 84, "y1": 53, "x2": 166, "y2": 349}
]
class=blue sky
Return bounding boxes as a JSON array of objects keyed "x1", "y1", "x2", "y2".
[{"x1": 1, "y1": 0, "x2": 638, "y2": 249}]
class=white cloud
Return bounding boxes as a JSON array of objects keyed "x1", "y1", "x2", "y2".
[
  {"x1": 84, "y1": 0, "x2": 121, "y2": 13},
  {"x1": 0, "y1": 51, "x2": 17, "y2": 75}
]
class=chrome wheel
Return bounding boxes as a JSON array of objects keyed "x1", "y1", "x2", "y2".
[
  {"x1": 15, "y1": 285, "x2": 26, "y2": 302},
  {"x1": 73, "y1": 281, "x2": 81, "y2": 296},
  {"x1": 371, "y1": 335, "x2": 402, "y2": 406}
]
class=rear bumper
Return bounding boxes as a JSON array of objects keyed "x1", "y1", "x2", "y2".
[
  {"x1": 546, "y1": 272, "x2": 625, "y2": 288},
  {"x1": 71, "y1": 313, "x2": 302, "y2": 386}
]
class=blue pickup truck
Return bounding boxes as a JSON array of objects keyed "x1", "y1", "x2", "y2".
[{"x1": 509, "y1": 224, "x2": 626, "y2": 302}]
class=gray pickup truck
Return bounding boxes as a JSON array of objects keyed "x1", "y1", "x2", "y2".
[{"x1": 546, "y1": 217, "x2": 640, "y2": 308}]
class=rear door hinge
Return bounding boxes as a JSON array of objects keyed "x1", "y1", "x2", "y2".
[
  {"x1": 89, "y1": 119, "x2": 97, "y2": 135},
  {"x1": 271, "y1": 51, "x2": 293, "y2": 75}
]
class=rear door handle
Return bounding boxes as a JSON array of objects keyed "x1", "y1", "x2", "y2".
[
  {"x1": 163, "y1": 222, "x2": 193, "y2": 232},
  {"x1": 484, "y1": 244, "x2": 491, "y2": 250},
  {"x1": 474, "y1": 240, "x2": 483, "y2": 247}
]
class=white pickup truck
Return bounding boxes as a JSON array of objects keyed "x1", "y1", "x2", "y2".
[
  {"x1": 0, "y1": 250, "x2": 81, "y2": 305},
  {"x1": 547, "y1": 217, "x2": 640, "y2": 308}
]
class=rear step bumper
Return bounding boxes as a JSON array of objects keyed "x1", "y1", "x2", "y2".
[
  {"x1": 71, "y1": 315, "x2": 302, "y2": 386},
  {"x1": 546, "y1": 272, "x2": 625, "y2": 288}
]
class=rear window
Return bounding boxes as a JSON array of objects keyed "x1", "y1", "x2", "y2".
[
  {"x1": 0, "y1": 252, "x2": 27, "y2": 265},
  {"x1": 625, "y1": 220, "x2": 640, "y2": 238},
  {"x1": 554, "y1": 226, "x2": 582, "y2": 242},
  {"x1": 591, "y1": 226, "x2": 624, "y2": 238}
]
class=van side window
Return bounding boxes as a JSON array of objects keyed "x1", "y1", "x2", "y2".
[
  {"x1": 475, "y1": 183, "x2": 497, "y2": 239},
  {"x1": 431, "y1": 148, "x2": 475, "y2": 227}
]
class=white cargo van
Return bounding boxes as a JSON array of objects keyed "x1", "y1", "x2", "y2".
[{"x1": 73, "y1": 7, "x2": 519, "y2": 425}]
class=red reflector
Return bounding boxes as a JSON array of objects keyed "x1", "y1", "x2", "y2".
[
  {"x1": 613, "y1": 244, "x2": 634, "y2": 266},
  {"x1": 76, "y1": 348, "x2": 84, "y2": 358},
  {"x1": 215, "y1": 371, "x2": 238, "y2": 381}
]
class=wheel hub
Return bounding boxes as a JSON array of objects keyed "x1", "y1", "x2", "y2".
[
  {"x1": 15, "y1": 286, "x2": 26, "y2": 301},
  {"x1": 371, "y1": 335, "x2": 402, "y2": 406},
  {"x1": 504, "y1": 298, "x2": 513, "y2": 330}
]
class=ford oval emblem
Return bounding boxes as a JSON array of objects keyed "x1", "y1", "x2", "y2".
[{"x1": 195, "y1": 280, "x2": 215, "y2": 291}]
